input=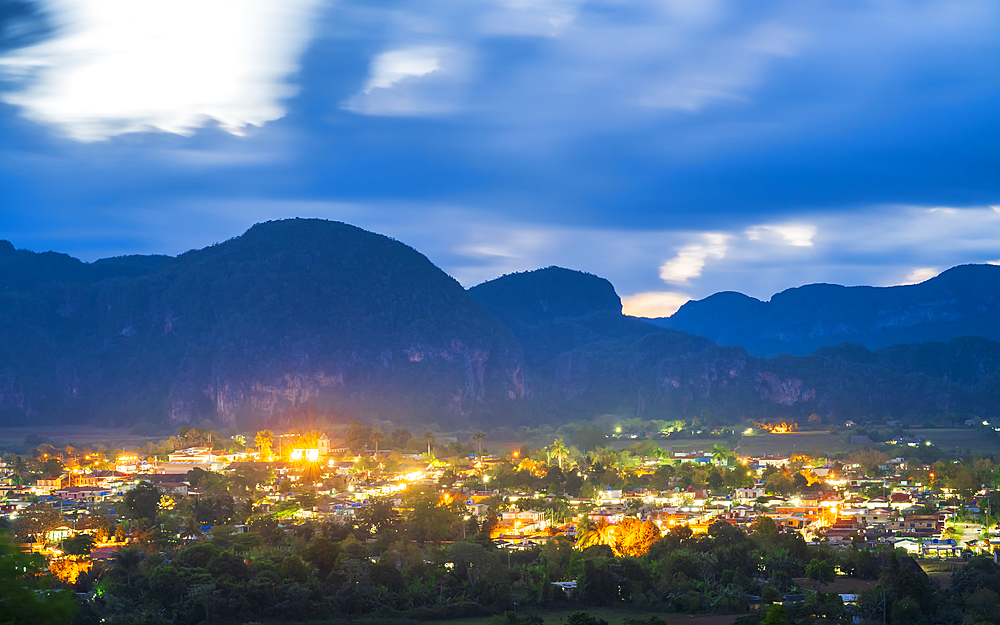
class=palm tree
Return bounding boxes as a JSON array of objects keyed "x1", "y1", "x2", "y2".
[
  {"x1": 254, "y1": 430, "x2": 274, "y2": 460},
  {"x1": 371, "y1": 430, "x2": 385, "y2": 456},
  {"x1": 712, "y1": 444, "x2": 735, "y2": 466},
  {"x1": 473, "y1": 431, "x2": 486, "y2": 456},
  {"x1": 549, "y1": 438, "x2": 569, "y2": 469},
  {"x1": 179, "y1": 516, "x2": 205, "y2": 542},
  {"x1": 422, "y1": 431, "x2": 435, "y2": 456},
  {"x1": 115, "y1": 546, "x2": 144, "y2": 585},
  {"x1": 576, "y1": 517, "x2": 617, "y2": 554},
  {"x1": 11, "y1": 456, "x2": 27, "y2": 486}
]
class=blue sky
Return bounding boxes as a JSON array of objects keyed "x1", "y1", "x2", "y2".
[{"x1": 1, "y1": 0, "x2": 999, "y2": 316}]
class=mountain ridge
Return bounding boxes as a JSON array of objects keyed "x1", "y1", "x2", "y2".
[
  {"x1": 1, "y1": 221, "x2": 999, "y2": 429},
  {"x1": 647, "y1": 264, "x2": 1000, "y2": 357}
]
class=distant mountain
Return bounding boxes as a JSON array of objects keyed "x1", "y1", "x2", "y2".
[
  {"x1": 472, "y1": 270, "x2": 1000, "y2": 427},
  {"x1": 648, "y1": 265, "x2": 1000, "y2": 357},
  {"x1": 0, "y1": 220, "x2": 526, "y2": 428},
  {"x1": 2, "y1": 221, "x2": 1000, "y2": 430},
  {"x1": 470, "y1": 267, "x2": 660, "y2": 367}
]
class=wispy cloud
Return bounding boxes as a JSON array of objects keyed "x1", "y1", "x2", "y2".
[
  {"x1": 659, "y1": 233, "x2": 729, "y2": 284},
  {"x1": 746, "y1": 223, "x2": 816, "y2": 247}
]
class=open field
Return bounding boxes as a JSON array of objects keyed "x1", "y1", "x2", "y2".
[
  {"x1": 916, "y1": 558, "x2": 968, "y2": 590},
  {"x1": 735, "y1": 432, "x2": 854, "y2": 456},
  {"x1": 429, "y1": 606, "x2": 742, "y2": 625},
  {"x1": 793, "y1": 576, "x2": 877, "y2": 594},
  {"x1": 0, "y1": 425, "x2": 156, "y2": 450},
  {"x1": 907, "y1": 428, "x2": 1000, "y2": 452}
]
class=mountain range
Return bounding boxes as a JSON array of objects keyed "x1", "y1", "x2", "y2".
[
  {"x1": 2, "y1": 219, "x2": 1000, "y2": 430},
  {"x1": 649, "y1": 264, "x2": 1000, "y2": 357}
]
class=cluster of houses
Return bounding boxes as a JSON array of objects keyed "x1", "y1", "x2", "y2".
[{"x1": 2, "y1": 441, "x2": 998, "y2": 562}]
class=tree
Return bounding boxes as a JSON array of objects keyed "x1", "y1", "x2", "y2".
[
  {"x1": 711, "y1": 444, "x2": 735, "y2": 466},
  {"x1": 614, "y1": 517, "x2": 661, "y2": 557},
  {"x1": 123, "y1": 481, "x2": 162, "y2": 522},
  {"x1": 576, "y1": 517, "x2": 616, "y2": 553},
  {"x1": 357, "y1": 497, "x2": 401, "y2": 537},
  {"x1": 805, "y1": 558, "x2": 835, "y2": 591},
  {"x1": 750, "y1": 516, "x2": 779, "y2": 546},
  {"x1": 254, "y1": 430, "x2": 274, "y2": 459},
  {"x1": 371, "y1": 430, "x2": 384, "y2": 455},
  {"x1": 12, "y1": 502, "x2": 63, "y2": 543},
  {"x1": 61, "y1": 533, "x2": 95, "y2": 557},
  {"x1": 550, "y1": 438, "x2": 569, "y2": 470},
  {"x1": 423, "y1": 430, "x2": 435, "y2": 456},
  {"x1": 0, "y1": 533, "x2": 78, "y2": 624},
  {"x1": 180, "y1": 516, "x2": 206, "y2": 542},
  {"x1": 473, "y1": 431, "x2": 486, "y2": 455},
  {"x1": 850, "y1": 448, "x2": 889, "y2": 475},
  {"x1": 11, "y1": 455, "x2": 28, "y2": 486}
]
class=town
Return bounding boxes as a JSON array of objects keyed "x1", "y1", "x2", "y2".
[{"x1": 3, "y1": 419, "x2": 1000, "y2": 624}]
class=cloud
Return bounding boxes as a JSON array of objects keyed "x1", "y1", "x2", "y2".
[
  {"x1": 0, "y1": 0, "x2": 322, "y2": 141},
  {"x1": 621, "y1": 291, "x2": 691, "y2": 318},
  {"x1": 364, "y1": 47, "x2": 443, "y2": 92},
  {"x1": 344, "y1": 45, "x2": 466, "y2": 116},
  {"x1": 746, "y1": 223, "x2": 816, "y2": 247},
  {"x1": 659, "y1": 233, "x2": 729, "y2": 284},
  {"x1": 902, "y1": 267, "x2": 940, "y2": 284}
]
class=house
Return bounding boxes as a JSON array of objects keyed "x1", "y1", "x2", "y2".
[
  {"x1": 734, "y1": 487, "x2": 766, "y2": 502},
  {"x1": 499, "y1": 508, "x2": 550, "y2": 533},
  {"x1": 52, "y1": 486, "x2": 112, "y2": 501},
  {"x1": 35, "y1": 475, "x2": 66, "y2": 491},
  {"x1": 167, "y1": 448, "x2": 224, "y2": 464},
  {"x1": 888, "y1": 514, "x2": 939, "y2": 535},
  {"x1": 922, "y1": 538, "x2": 960, "y2": 557},
  {"x1": 890, "y1": 537, "x2": 922, "y2": 554}
]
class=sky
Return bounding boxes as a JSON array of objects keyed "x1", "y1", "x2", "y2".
[{"x1": 1, "y1": 0, "x2": 999, "y2": 317}]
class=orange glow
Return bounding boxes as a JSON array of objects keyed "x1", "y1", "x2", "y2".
[{"x1": 755, "y1": 421, "x2": 798, "y2": 434}]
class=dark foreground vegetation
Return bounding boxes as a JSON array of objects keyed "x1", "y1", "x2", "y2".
[{"x1": 5, "y1": 514, "x2": 1000, "y2": 625}]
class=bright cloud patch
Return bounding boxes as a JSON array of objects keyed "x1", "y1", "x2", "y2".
[
  {"x1": 902, "y1": 267, "x2": 940, "y2": 284},
  {"x1": 659, "y1": 233, "x2": 729, "y2": 284},
  {"x1": 622, "y1": 291, "x2": 691, "y2": 318},
  {"x1": 0, "y1": 0, "x2": 321, "y2": 141},
  {"x1": 345, "y1": 46, "x2": 464, "y2": 116},
  {"x1": 364, "y1": 48, "x2": 443, "y2": 93},
  {"x1": 747, "y1": 223, "x2": 816, "y2": 247}
]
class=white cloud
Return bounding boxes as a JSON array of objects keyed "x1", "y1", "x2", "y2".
[
  {"x1": 363, "y1": 47, "x2": 443, "y2": 93},
  {"x1": 746, "y1": 223, "x2": 816, "y2": 247},
  {"x1": 902, "y1": 267, "x2": 940, "y2": 284},
  {"x1": 345, "y1": 46, "x2": 466, "y2": 116},
  {"x1": 659, "y1": 233, "x2": 729, "y2": 284},
  {"x1": 621, "y1": 291, "x2": 691, "y2": 318},
  {"x1": 0, "y1": 0, "x2": 322, "y2": 141}
]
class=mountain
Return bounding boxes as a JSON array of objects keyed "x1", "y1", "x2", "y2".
[
  {"x1": 0, "y1": 219, "x2": 526, "y2": 428},
  {"x1": 470, "y1": 267, "x2": 661, "y2": 367},
  {"x1": 2, "y1": 221, "x2": 1000, "y2": 430},
  {"x1": 648, "y1": 264, "x2": 1000, "y2": 357},
  {"x1": 471, "y1": 269, "x2": 1000, "y2": 427}
]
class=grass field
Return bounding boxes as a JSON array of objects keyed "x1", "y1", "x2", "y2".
[
  {"x1": 430, "y1": 606, "x2": 741, "y2": 625},
  {"x1": 0, "y1": 425, "x2": 153, "y2": 450},
  {"x1": 907, "y1": 428, "x2": 1000, "y2": 452},
  {"x1": 735, "y1": 432, "x2": 855, "y2": 457}
]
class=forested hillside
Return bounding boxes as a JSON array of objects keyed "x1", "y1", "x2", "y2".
[{"x1": 2, "y1": 220, "x2": 1000, "y2": 429}]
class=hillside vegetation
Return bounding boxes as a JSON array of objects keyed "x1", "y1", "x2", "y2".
[{"x1": 2, "y1": 220, "x2": 1000, "y2": 429}]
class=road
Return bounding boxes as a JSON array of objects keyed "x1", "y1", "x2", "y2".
[{"x1": 957, "y1": 523, "x2": 984, "y2": 547}]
